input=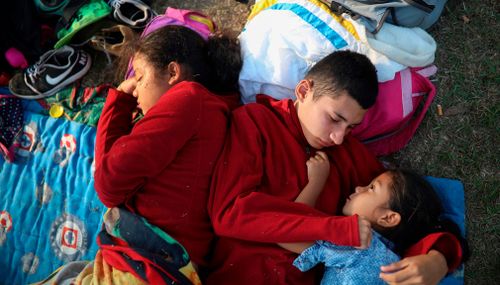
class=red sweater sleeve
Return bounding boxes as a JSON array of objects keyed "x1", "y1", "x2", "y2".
[
  {"x1": 94, "y1": 84, "x2": 200, "y2": 207},
  {"x1": 404, "y1": 232, "x2": 463, "y2": 272},
  {"x1": 208, "y1": 110, "x2": 360, "y2": 247},
  {"x1": 95, "y1": 89, "x2": 136, "y2": 163}
]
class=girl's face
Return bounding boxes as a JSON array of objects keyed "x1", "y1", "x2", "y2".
[
  {"x1": 131, "y1": 53, "x2": 171, "y2": 115},
  {"x1": 342, "y1": 172, "x2": 393, "y2": 225}
]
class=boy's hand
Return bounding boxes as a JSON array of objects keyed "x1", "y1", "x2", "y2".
[
  {"x1": 117, "y1": 77, "x2": 137, "y2": 95},
  {"x1": 306, "y1": 151, "x2": 330, "y2": 186},
  {"x1": 379, "y1": 250, "x2": 447, "y2": 285},
  {"x1": 355, "y1": 215, "x2": 372, "y2": 249}
]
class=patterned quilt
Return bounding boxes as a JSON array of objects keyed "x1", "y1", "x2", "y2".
[{"x1": 0, "y1": 105, "x2": 106, "y2": 285}]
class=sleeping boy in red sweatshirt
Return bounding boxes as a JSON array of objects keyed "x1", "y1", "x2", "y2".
[{"x1": 207, "y1": 51, "x2": 463, "y2": 285}]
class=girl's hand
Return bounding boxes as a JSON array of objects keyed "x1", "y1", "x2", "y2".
[
  {"x1": 306, "y1": 151, "x2": 330, "y2": 186},
  {"x1": 379, "y1": 250, "x2": 447, "y2": 285},
  {"x1": 117, "y1": 77, "x2": 137, "y2": 95},
  {"x1": 355, "y1": 215, "x2": 372, "y2": 249}
]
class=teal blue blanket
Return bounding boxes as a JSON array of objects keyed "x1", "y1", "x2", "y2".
[{"x1": 0, "y1": 108, "x2": 106, "y2": 284}]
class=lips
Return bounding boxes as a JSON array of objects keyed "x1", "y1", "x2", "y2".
[{"x1": 318, "y1": 138, "x2": 332, "y2": 148}]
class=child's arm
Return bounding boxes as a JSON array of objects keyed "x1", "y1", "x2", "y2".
[
  {"x1": 278, "y1": 152, "x2": 330, "y2": 253},
  {"x1": 95, "y1": 83, "x2": 201, "y2": 207},
  {"x1": 295, "y1": 151, "x2": 330, "y2": 206}
]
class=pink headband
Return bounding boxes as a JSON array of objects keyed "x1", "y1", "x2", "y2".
[{"x1": 125, "y1": 7, "x2": 216, "y2": 79}]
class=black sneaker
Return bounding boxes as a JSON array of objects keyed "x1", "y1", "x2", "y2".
[{"x1": 9, "y1": 45, "x2": 91, "y2": 99}]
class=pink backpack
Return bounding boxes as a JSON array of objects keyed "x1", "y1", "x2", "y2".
[
  {"x1": 125, "y1": 7, "x2": 216, "y2": 79},
  {"x1": 351, "y1": 65, "x2": 437, "y2": 156}
]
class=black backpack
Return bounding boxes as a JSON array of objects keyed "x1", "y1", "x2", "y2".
[{"x1": 318, "y1": 0, "x2": 447, "y2": 33}]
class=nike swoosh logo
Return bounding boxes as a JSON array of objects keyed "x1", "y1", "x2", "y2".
[{"x1": 45, "y1": 53, "x2": 80, "y2": 86}]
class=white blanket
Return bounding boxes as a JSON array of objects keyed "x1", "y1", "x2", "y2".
[{"x1": 238, "y1": 0, "x2": 436, "y2": 103}]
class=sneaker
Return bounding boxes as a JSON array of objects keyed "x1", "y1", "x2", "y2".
[
  {"x1": 107, "y1": 0, "x2": 156, "y2": 28},
  {"x1": 55, "y1": 0, "x2": 112, "y2": 49},
  {"x1": 89, "y1": 24, "x2": 137, "y2": 57},
  {"x1": 34, "y1": 0, "x2": 70, "y2": 15},
  {"x1": 9, "y1": 46, "x2": 91, "y2": 99}
]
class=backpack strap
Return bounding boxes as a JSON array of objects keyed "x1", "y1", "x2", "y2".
[{"x1": 404, "y1": 0, "x2": 435, "y2": 13}]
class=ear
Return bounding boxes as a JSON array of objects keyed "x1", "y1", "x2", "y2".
[
  {"x1": 295, "y1": 79, "x2": 313, "y2": 102},
  {"x1": 166, "y1": 62, "x2": 183, "y2": 85},
  {"x1": 376, "y1": 210, "x2": 401, "y2": 228}
]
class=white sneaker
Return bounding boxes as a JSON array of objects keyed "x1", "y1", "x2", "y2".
[{"x1": 107, "y1": 0, "x2": 156, "y2": 28}]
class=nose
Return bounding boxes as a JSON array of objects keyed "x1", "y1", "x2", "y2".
[
  {"x1": 354, "y1": 186, "x2": 366, "y2": 193},
  {"x1": 330, "y1": 126, "x2": 347, "y2": 145},
  {"x1": 132, "y1": 89, "x2": 138, "y2": 98},
  {"x1": 349, "y1": 186, "x2": 363, "y2": 199}
]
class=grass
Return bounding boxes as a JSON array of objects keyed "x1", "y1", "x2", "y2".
[{"x1": 388, "y1": 1, "x2": 499, "y2": 283}]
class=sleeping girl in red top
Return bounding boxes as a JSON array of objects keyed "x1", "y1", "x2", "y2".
[
  {"x1": 93, "y1": 24, "x2": 242, "y2": 275},
  {"x1": 207, "y1": 51, "x2": 465, "y2": 285}
]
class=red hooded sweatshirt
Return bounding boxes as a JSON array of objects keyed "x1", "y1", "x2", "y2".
[{"x1": 207, "y1": 95, "x2": 462, "y2": 285}]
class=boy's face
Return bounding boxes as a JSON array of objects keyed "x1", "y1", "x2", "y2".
[
  {"x1": 342, "y1": 172, "x2": 393, "y2": 225},
  {"x1": 296, "y1": 83, "x2": 366, "y2": 149}
]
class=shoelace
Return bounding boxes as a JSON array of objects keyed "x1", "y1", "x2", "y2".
[
  {"x1": 25, "y1": 49, "x2": 59, "y2": 82},
  {"x1": 107, "y1": 0, "x2": 124, "y2": 10},
  {"x1": 90, "y1": 35, "x2": 114, "y2": 64}
]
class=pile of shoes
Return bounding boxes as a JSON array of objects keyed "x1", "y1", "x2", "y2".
[
  {"x1": 52, "y1": 0, "x2": 155, "y2": 48},
  {"x1": 36, "y1": 0, "x2": 156, "y2": 53},
  {"x1": 6, "y1": 0, "x2": 158, "y2": 100}
]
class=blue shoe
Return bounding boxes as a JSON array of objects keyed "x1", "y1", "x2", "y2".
[{"x1": 34, "y1": 0, "x2": 70, "y2": 15}]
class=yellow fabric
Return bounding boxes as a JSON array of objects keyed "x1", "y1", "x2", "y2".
[
  {"x1": 179, "y1": 263, "x2": 202, "y2": 285},
  {"x1": 31, "y1": 251, "x2": 147, "y2": 285},
  {"x1": 247, "y1": 0, "x2": 359, "y2": 40},
  {"x1": 189, "y1": 14, "x2": 216, "y2": 34},
  {"x1": 75, "y1": 251, "x2": 147, "y2": 285},
  {"x1": 33, "y1": 250, "x2": 201, "y2": 285}
]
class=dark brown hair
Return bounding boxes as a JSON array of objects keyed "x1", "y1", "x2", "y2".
[
  {"x1": 117, "y1": 25, "x2": 242, "y2": 94},
  {"x1": 305, "y1": 50, "x2": 378, "y2": 109},
  {"x1": 381, "y1": 169, "x2": 470, "y2": 262}
]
